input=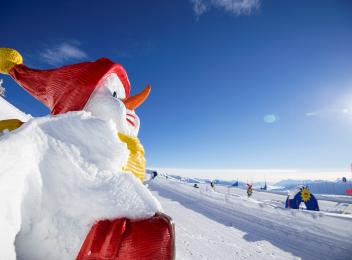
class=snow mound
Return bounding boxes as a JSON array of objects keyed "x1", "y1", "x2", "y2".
[
  {"x1": 0, "y1": 96, "x2": 31, "y2": 121},
  {"x1": 0, "y1": 112, "x2": 161, "y2": 260}
]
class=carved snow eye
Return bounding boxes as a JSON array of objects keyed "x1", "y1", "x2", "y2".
[{"x1": 104, "y1": 74, "x2": 126, "y2": 99}]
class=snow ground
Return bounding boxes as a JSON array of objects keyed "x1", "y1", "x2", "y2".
[{"x1": 148, "y1": 177, "x2": 352, "y2": 260}]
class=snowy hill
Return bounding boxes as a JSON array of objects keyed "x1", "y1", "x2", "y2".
[
  {"x1": 0, "y1": 96, "x2": 31, "y2": 121},
  {"x1": 147, "y1": 175, "x2": 352, "y2": 259}
]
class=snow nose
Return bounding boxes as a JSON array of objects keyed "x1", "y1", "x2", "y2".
[{"x1": 123, "y1": 85, "x2": 151, "y2": 110}]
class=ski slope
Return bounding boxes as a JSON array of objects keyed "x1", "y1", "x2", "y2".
[{"x1": 148, "y1": 177, "x2": 352, "y2": 260}]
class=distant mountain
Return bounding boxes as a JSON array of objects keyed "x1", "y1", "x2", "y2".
[
  {"x1": 274, "y1": 179, "x2": 352, "y2": 195},
  {"x1": 160, "y1": 174, "x2": 247, "y2": 187},
  {"x1": 274, "y1": 179, "x2": 313, "y2": 189},
  {"x1": 148, "y1": 170, "x2": 352, "y2": 196}
]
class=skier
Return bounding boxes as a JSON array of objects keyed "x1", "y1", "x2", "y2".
[
  {"x1": 0, "y1": 47, "x2": 175, "y2": 259},
  {"x1": 247, "y1": 184, "x2": 253, "y2": 198}
]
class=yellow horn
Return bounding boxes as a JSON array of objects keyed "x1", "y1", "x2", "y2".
[{"x1": 0, "y1": 48, "x2": 23, "y2": 74}]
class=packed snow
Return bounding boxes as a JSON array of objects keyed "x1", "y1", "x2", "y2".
[
  {"x1": 0, "y1": 112, "x2": 161, "y2": 260},
  {"x1": 147, "y1": 174, "x2": 352, "y2": 259}
]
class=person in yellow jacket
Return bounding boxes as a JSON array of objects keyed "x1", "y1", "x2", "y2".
[{"x1": 0, "y1": 47, "x2": 150, "y2": 182}]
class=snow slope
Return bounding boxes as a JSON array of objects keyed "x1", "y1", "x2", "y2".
[
  {"x1": 0, "y1": 112, "x2": 161, "y2": 260},
  {"x1": 0, "y1": 96, "x2": 31, "y2": 121},
  {"x1": 148, "y1": 177, "x2": 352, "y2": 259}
]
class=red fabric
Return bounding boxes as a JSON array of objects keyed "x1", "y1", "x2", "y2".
[
  {"x1": 9, "y1": 58, "x2": 130, "y2": 115},
  {"x1": 346, "y1": 189, "x2": 352, "y2": 195},
  {"x1": 77, "y1": 213, "x2": 175, "y2": 260}
]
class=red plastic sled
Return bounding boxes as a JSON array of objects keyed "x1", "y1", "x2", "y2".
[{"x1": 76, "y1": 212, "x2": 175, "y2": 260}]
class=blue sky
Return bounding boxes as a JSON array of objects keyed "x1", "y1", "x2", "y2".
[{"x1": 1, "y1": 0, "x2": 352, "y2": 173}]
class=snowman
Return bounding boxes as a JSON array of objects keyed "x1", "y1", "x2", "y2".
[
  {"x1": 0, "y1": 48, "x2": 174, "y2": 259},
  {"x1": 84, "y1": 71, "x2": 151, "y2": 182}
]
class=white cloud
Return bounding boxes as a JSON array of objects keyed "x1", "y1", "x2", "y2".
[
  {"x1": 263, "y1": 114, "x2": 278, "y2": 124},
  {"x1": 305, "y1": 108, "x2": 351, "y2": 118},
  {"x1": 342, "y1": 108, "x2": 349, "y2": 114},
  {"x1": 305, "y1": 112, "x2": 317, "y2": 117},
  {"x1": 40, "y1": 42, "x2": 88, "y2": 65},
  {"x1": 191, "y1": 0, "x2": 208, "y2": 16},
  {"x1": 190, "y1": 0, "x2": 260, "y2": 16}
]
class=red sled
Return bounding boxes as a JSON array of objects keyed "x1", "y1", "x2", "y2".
[{"x1": 77, "y1": 212, "x2": 175, "y2": 260}]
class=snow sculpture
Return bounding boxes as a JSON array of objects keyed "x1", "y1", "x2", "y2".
[
  {"x1": 0, "y1": 78, "x2": 5, "y2": 96},
  {"x1": 0, "y1": 48, "x2": 175, "y2": 259},
  {"x1": 285, "y1": 186, "x2": 319, "y2": 211}
]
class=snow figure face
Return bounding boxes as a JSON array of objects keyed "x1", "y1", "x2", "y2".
[
  {"x1": 300, "y1": 187, "x2": 311, "y2": 202},
  {"x1": 84, "y1": 74, "x2": 140, "y2": 137}
]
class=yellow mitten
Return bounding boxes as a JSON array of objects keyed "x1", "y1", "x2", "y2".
[{"x1": 0, "y1": 48, "x2": 23, "y2": 74}]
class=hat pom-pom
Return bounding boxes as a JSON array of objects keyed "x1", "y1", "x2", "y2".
[{"x1": 0, "y1": 48, "x2": 23, "y2": 74}]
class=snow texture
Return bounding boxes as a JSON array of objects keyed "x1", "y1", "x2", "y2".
[
  {"x1": 148, "y1": 176, "x2": 352, "y2": 260},
  {"x1": 0, "y1": 112, "x2": 161, "y2": 260}
]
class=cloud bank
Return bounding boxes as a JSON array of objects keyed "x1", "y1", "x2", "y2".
[{"x1": 190, "y1": 0, "x2": 260, "y2": 16}]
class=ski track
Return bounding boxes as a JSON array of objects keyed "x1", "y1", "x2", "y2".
[{"x1": 148, "y1": 178, "x2": 352, "y2": 260}]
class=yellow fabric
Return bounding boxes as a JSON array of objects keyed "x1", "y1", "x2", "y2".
[
  {"x1": 0, "y1": 48, "x2": 23, "y2": 74},
  {"x1": 0, "y1": 119, "x2": 23, "y2": 132},
  {"x1": 118, "y1": 133, "x2": 146, "y2": 182}
]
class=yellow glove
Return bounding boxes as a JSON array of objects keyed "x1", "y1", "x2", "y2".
[{"x1": 0, "y1": 48, "x2": 23, "y2": 74}]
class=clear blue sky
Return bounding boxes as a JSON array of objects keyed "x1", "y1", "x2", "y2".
[{"x1": 1, "y1": 0, "x2": 352, "y2": 170}]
